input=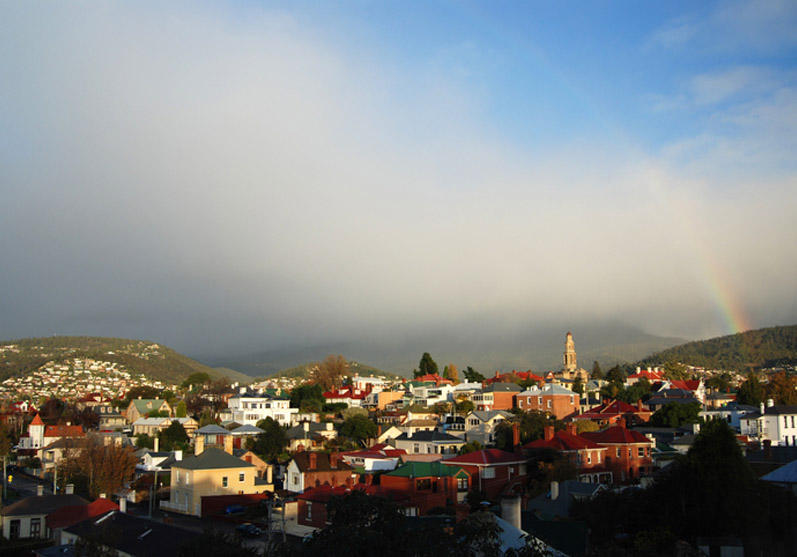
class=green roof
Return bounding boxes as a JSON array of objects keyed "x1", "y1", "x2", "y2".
[
  {"x1": 173, "y1": 448, "x2": 255, "y2": 470},
  {"x1": 130, "y1": 399, "x2": 168, "y2": 413},
  {"x1": 385, "y1": 461, "x2": 468, "y2": 479}
]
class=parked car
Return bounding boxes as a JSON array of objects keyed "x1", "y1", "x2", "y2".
[
  {"x1": 236, "y1": 523, "x2": 264, "y2": 537},
  {"x1": 225, "y1": 504, "x2": 246, "y2": 515}
]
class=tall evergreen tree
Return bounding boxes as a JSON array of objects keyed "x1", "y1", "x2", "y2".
[
  {"x1": 591, "y1": 361, "x2": 603, "y2": 379},
  {"x1": 416, "y1": 352, "x2": 438, "y2": 377}
]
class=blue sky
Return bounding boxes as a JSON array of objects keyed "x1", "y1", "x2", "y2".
[{"x1": 0, "y1": 1, "x2": 795, "y2": 353}]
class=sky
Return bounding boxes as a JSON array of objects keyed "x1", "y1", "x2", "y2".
[{"x1": 1, "y1": 0, "x2": 795, "y2": 358}]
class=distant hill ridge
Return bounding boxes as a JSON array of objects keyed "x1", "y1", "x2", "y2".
[
  {"x1": 638, "y1": 325, "x2": 797, "y2": 371},
  {"x1": 259, "y1": 361, "x2": 403, "y2": 382},
  {"x1": 0, "y1": 336, "x2": 251, "y2": 384}
]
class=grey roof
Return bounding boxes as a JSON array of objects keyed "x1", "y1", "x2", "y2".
[
  {"x1": 470, "y1": 410, "x2": 513, "y2": 422},
  {"x1": 395, "y1": 430, "x2": 465, "y2": 443},
  {"x1": 195, "y1": 424, "x2": 230, "y2": 435},
  {"x1": 64, "y1": 511, "x2": 199, "y2": 556},
  {"x1": 231, "y1": 424, "x2": 264, "y2": 435},
  {"x1": 761, "y1": 459, "x2": 797, "y2": 483},
  {"x1": 763, "y1": 405, "x2": 797, "y2": 415},
  {"x1": 1, "y1": 494, "x2": 88, "y2": 516},
  {"x1": 286, "y1": 422, "x2": 333, "y2": 439},
  {"x1": 172, "y1": 447, "x2": 254, "y2": 470}
]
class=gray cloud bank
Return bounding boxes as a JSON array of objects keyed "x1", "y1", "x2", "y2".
[{"x1": 1, "y1": 3, "x2": 795, "y2": 360}]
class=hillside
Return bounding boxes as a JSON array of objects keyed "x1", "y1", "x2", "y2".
[
  {"x1": 208, "y1": 321, "x2": 684, "y2": 377},
  {"x1": 0, "y1": 336, "x2": 251, "y2": 384},
  {"x1": 259, "y1": 360, "x2": 403, "y2": 381},
  {"x1": 638, "y1": 325, "x2": 797, "y2": 371}
]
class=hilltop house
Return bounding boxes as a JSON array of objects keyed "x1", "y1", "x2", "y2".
[
  {"x1": 125, "y1": 399, "x2": 171, "y2": 423},
  {"x1": 220, "y1": 390, "x2": 297, "y2": 427}
]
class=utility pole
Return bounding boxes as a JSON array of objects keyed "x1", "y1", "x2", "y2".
[
  {"x1": 53, "y1": 466, "x2": 57, "y2": 494},
  {"x1": 2, "y1": 455, "x2": 7, "y2": 501}
]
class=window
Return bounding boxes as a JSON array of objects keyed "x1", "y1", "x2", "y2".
[
  {"x1": 404, "y1": 507, "x2": 418, "y2": 517},
  {"x1": 222, "y1": 476, "x2": 228, "y2": 488},
  {"x1": 638, "y1": 447, "x2": 645, "y2": 457},
  {"x1": 518, "y1": 400, "x2": 523, "y2": 408},
  {"x1": 587, "y1": 452, "x2": 592, "y2": 464},
  {"x1": 292, "y1": 474, "x2": 299, "y2": 485},
  {"x1": 482, "y1": 467, "x2": 496, "y2": 479},
  {"x1": 8, "y1": 520, "x2": 20, "y2": 540},
  {"x1": 239, "y1": 473, "x2": 245, "y2": 482},
  {"x1": 616, "y1": 448, "x2": 621, "y2": 458},
  {"x1": 538, "y1": 397, "x2": 542, "y2": 405},
  {"x1": 628, "y1": 448, "x2": 631, "y2": 458},
  {"x1": 416, "y1": 478, "x2": 432, "y2": 490},
  {"x1": 185, "y1": 474, "x2": 190, "y2": 486},
  {"x1": 175, "y1": 470, "x2": 180, "y2": 483},
  {"x1": 306, "y1": 504, "x2": 312, "y2": 520},
  {"x1": 413, "y1": 443, "x2": 419, "y2": 453},
  {"x1": 519, "y1": 463, "x2": 527, "y2": 475},
  {"x1": 30, "y1": 518, "x2": 41, "y2": 538},
  {"x1": 597, "y1": 452, "x2": 601, "y2": 464},
  {"x1": 547, "y1": 400, "x2": 552, "y2": 409},
  {"x1": 457, "y1": 477, "x2": 469, "y2": 491}
]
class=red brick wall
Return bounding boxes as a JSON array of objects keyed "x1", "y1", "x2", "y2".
[
  {"x1": 491, "y1": 392, "x2": 517, "y2": 411},
  {"x1": 453, "y1": 463, "x2": 527, "y2": 500},
  {"x1": 305, "y1": 470, "x2": 353, "y2": 490},
  {"x1": 515, "y1": 394, "x2": 578, "y2": 420},
  {"x1": 380, "y1": 475, "x2": 460, "y2": 514},
  {"x1": 601, "y1": 443, "x2": 653, "y2": 483},
  {"x1": 297, "y1": 499, "x2": 329, "y2": 528}
]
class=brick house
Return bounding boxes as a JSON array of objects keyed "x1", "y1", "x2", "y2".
[
  {"x1": 524, "y1": 425, "x2": 612, "y2": 484},
  {"x1": 569, "y1": 399, "x2": 652, "y2": 426},
  {"x1": 473, "y1": 383, "x2": 522, "y2": 411},
  {"x1": 441, "y1": 449, "x2": 528, "y2": 500},
  {"x1": 515, "y1": 384, "x2": 579, "y2": 420},
  {"x1": 381, "y1": 461, "x2": 470, "y2": 515},
  {"x1": 285, "y1": 452, "x2": 354, "y2": 494},
  {"x1": 297, "y1": 484, "x2": 408, "y2": 528},
  {"x1": 580, "y1": 423, "x2": 655, "y2": 483}
]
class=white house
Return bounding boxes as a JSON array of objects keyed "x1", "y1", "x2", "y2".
[
  {"x1": 221, "y1": 391, "x2": 297, "y2": 427},
  {"x1": 741, "y1": 402, "x2": 797, "y2": 446}
]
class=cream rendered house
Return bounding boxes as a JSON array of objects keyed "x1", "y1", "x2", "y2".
[{"x1": 161, "y1": 447, "x2": 264, "y2": 517}]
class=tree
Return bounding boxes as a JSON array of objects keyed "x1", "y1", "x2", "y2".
[
  {"x1": 159, "y1": 420, "x2": 189, "y2": 451},
  {"x1": 571, "y1": 375, "x2": 584, "y2": 395},
  {"x1": 124, "y1": 386, "x2": 160, "y2": 403},
  {"x1": 135, "y1": 433, "x2": 154, "y2": 449},
  {"x1": 310, "y1": 355, "x2": 349, "y2": 391},
  {"x1": 605, "y1": 365, "x2": 626, "y2": 386},
  {"x1": 458, "y1": 440, "x2": 483, "y2": 455},
  {"x1": 175, "y1": 400, "x2": 187, "y2": 417},
  {"x1": 443, "y1": 363, "x2": 458, "y2": 383},
  {"x1": 415, "y1": 352, "x2": 438, "y2": 378},
  {"x1": 705, "y1": 372, "x2": 732, "y2": 392},
  {"x1": 737, "y1": 373, "x2": 765, "y2": 406},
  {"x1": 68, "y1": 440, "x2": 138, "y2": 498},
  {"x1": 463, "y1": 366, "x2": 485, "y2": 383},
  {"x1": 575, "y1": 420, "x2": 599, "y2": 434},
  {"x1": 39, "y1": 398, "x2": 66, "y2": 423},
  {"x1": 591, "y1": 361, "x2": 603, "y2": 379},
  {"x1": 290, "y1": 384, "x2": 325, "y2": 412},
  {"x1": 455, "y1": 399, "x2": 474, "y2": 415},
  {"x1": 765, "y1": 371, "x2": 797, "y2": 405},
  {"x1": 662, "y1": 360, "x2": 689, "y2": 381},
  {"x1": 181, "y1": 372, "x2": 211, "y2": 389},
  {"x1": 249, "y1": 417, "x2": 288, "y2": 461},
  {"x1": 340, "y1": 415, "x2": 377, "y2": 444},
  {"x1": 650, "y1": 401, "x2": 702, "y2": 428}
]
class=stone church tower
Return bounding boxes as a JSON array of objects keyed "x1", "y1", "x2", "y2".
[{"x1": 563, "y1": 331, "x2": 577, "y2": 372}]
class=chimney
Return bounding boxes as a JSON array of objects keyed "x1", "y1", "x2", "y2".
[
  {"x1": 760, "y1": 402, "x2": 765, "y2": 415},
  {"x1": 544, "y1": 425, "x2": 554, "y2": 442},
  {"x1": 154, "y1": 437, "x2": 159, "y2": 452},
  {"x1": 512, "y1": 422, "x2": 520, "y2": 452},
  {"x1": 647, "y1": 366, "x2": 651, "y2": 372},
  {"x1": 566, "y1": 422, "x2": 577, "y2": 436},
  {"x1": 174, "y1": 450, "x2": 183, "y2": 461},
  {"x1": 330, "y1": 452, "x2": 339, "y2": 469},
  {"x1": 224, "y1": 434, "x2": 233, "y2": 454},
  {"x1": 636, "y1": 366, "x2": 641, "y2": 373},
  {"x1": 194, "y1": 434, "x2": 205, "y2": 455},
  {"x1": 119, "y1": 497, "x2": 127, "y2": 513},
  {"x1": 618, "y1": 417, "x2": 627, "y2": 429},
  {"x1": 99, "y1": 493, "x2": 106, "y2": 499},
  {"x1": 500, "y1": 496, "x2": 521, "y2": 530},
  {"x1": 326, "y1": 422, "x2": 333, "y2": 431},
  {"x1": 36, "y1": 485, "x2": 44, "y2": 496},
  {"x1": 65, "y1": 483, "x2": 74, "y2": 495},
  {"x1": 550, "y1": 481, "x2": 559, "y2": 500},
  {"x1": 766, "y1": 399, "x2": 774, "y2": 408},
  {"x1": 637, "y1": 399, "x2": 643, "y2": 411},
  {"x1": 308, "y1": 453, "x2": 318, "y2": 470},
  {"x1": 303, "y1": 422, "x2": 310, "y2": 433}
]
